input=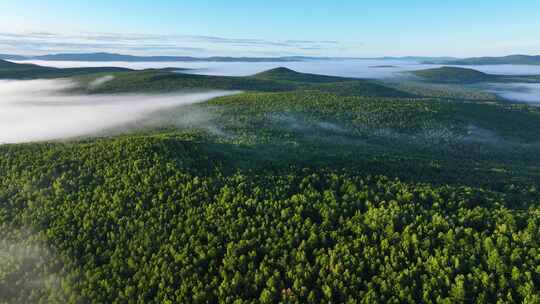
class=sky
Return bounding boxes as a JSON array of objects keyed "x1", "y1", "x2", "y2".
[{"x1": 0, "y1": 0, "x2": 539, "y2": 57}]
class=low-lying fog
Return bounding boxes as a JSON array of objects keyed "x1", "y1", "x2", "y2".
[
  {"x1": 12, "y1": 59, "x2": 540, "y2": 104},
  {"x1": 15, "y1": 59, "x2": 540, "y2": 78},
  {"x1": 0, "y1": 79, "x2": 237, "y2": 144},
  {"x1": 485, "y1": 83, "x2": 540, "y2": 105}
]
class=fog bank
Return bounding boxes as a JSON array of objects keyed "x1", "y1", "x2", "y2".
[
  {"x1": 0, "y1": 79, "x2": 237, "y2": 144},
  {"x1": 13, "y1": 59, "x2": 540, "y2": 79},
  {"x1": 485, "y1": 83, "x2": 540, "y2": 105}
]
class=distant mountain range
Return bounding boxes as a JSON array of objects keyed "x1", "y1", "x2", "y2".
[
  {"x1": 0, "y1": 52, "x2": 460, "y2": 63},
  {"x1": 0, "y1": 52, "x2": 321, "y2": 62},
  {"x1": 375, "y1": 56, "x2": 459, "y2": 61},
  {"x1": 424, "y1": 55, "x2": 540, "y2": 65},
  {"x1": 0, "y1": 54, "x2": 29, "y2": 60},
  {"x1": 1, "y1": 52, "x2": 539, "y2": 65},
  {"x1": 411, "y1": 66, "x2": 540, "y2": 84},
  {"x1": 0, "y1": 59, "x2": 131, "y2": 79}
]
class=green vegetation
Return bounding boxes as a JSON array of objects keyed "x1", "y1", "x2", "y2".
[
  {"x1": 0, "y1": 59, "x2": 131, "y2": 79},
  {"x1": 412, "y1": 67, "x2": 492, "y2": 84},
  {"x1": 83, "y1": 69, "x2": 297, "y2": 93},
  {"x1": 201, "y1": 91, "x2": 540, "y2": 195},
  {"x1": 384, "y1": 81, "x2": 500, "y2": 101},
  {"x1": 1, "y1": 63, "x2": 540, "y2": 303},
  {"x1": 1, "y1": 132, "x2": 539, "y2": 303},
  {"x1": 252, "y1": 67, "x2": 353, "y2": 83},
  {"x1": 83, "y1": 67, "x2": 411, "y2": 98},
  {"x1": 412, "y1": 66, "x2": 540, "y2": 84},
  {"x1": 436, "y1": 55, "x2": 540, "y2": 66}
]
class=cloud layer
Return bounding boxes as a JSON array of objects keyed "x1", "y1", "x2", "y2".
[
  {"x1": 486, "y1": 83, "x2": 540, "y2": 105},
  {"x1": 0, "y1": 31, "x2": 353, "y2": 57},
  {"x1": 0, "y1": 78, "x2": 237, "y2": 144}
]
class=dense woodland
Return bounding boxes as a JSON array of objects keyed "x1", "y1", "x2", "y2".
[
  {"x1": 1, "y1": 63, "x2": 539, "y2": 303},
  {"x1": 412, "y1": 67, "x2": 540, "y2": 84}
]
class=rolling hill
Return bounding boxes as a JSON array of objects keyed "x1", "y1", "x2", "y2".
[
  {"x1": 412, "y1": 66, "x2": 540, "y2": 84},
  {"x1": 0, "y1": 60, "x2": 516, "y2": 101},
  {"x1": 0, "y1": 59, "x2": 132, "y2": 79},
  {"x1": 0, "y1": 52, "x2": 309, "y2": 62},
  {"x1": 0, "y1": 60, "x2": 413, "y2": 98},
  {"x1": 412, "y1": 66, "x2": 492, "y2": 83},
  {"x1": 0, "y1": 52, "x2": 466, "y2": 63},
  {"x1": 253, "y1": 67, "x2": 353, "y2": 83},
  {"x1": 0, "y1": 59, "x2": 25, "y2": 67},
  {"x1": 428, "y1": 54, "x2": 540, "y2": 65},
  {"x1": 85, "y1": 67, "x2": 412, "y2": 98}
]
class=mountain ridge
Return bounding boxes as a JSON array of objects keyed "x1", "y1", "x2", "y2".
[
  {"x1": 411, "y1": 66, "x2": 540, "y2": 83},
  {"x1": 0, "y1": 52, "x2": 315, "y2": 62},
  {"x1": 0, "y1": 52, "x2": 463, "y2": 63},
  {"x1": 425, "y1": 54, "x2": 540, "y2": 65}
]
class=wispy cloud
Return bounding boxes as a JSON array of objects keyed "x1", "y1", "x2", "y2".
[
  {"x1": 0, "y1": 78, "x2": 238, "y2": 143},
  {"x1": 0, "y1": 31, "x2": 356, "y2": 56}
]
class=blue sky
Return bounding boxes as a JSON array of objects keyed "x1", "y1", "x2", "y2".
[{"x1": 0, "y1": 0, "x2": 538, "y2": 57}]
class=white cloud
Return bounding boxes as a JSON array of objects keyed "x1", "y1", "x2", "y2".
[
  {"x1": 0, "y1": 78, "x2": 238, "y2": 143},
  {"x1": 0, "y1": 30, "x2": 354, "y2": 57}
]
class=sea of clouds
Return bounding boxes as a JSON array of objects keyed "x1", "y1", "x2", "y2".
[
  {"x1": 0, "y1": 78, "x2": 237, "y2": 144},
  {"x1": 14, "y1": 59, "x2": 540, "y2": 78}
]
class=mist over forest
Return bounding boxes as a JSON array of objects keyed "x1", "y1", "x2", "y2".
[
  {"x1": 1, "y1": 1, "x2": 540, "y2": 302},
  {"x1": 12, "y1": 58, "x2": 540, "y2": 105},
  {"x1": 0, "y1": 78, "x2": 236, "y2": 143}
]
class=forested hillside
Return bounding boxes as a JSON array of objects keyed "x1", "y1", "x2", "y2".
[
  {"x1": 0, "y1": 59, "x2": 131, "y2": 79},
  {"x1": 1, "y1": 134, "x2": 539, "y2": 303},
  {"x1": 412, "y1": 67, "x2": 492, "y2": 84},
  {"x1": 81, "y1": 68, "x2": 411, "y2": 98},
  {"x1": 436, "y1": 55, "x2": 540, "y2": 66},
  {"x1": 1, "y1": 64, "x2": 539, "y2": 303},
  {"x1": 412, "y1": 66, "x2": 540, "y2": 84}
]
